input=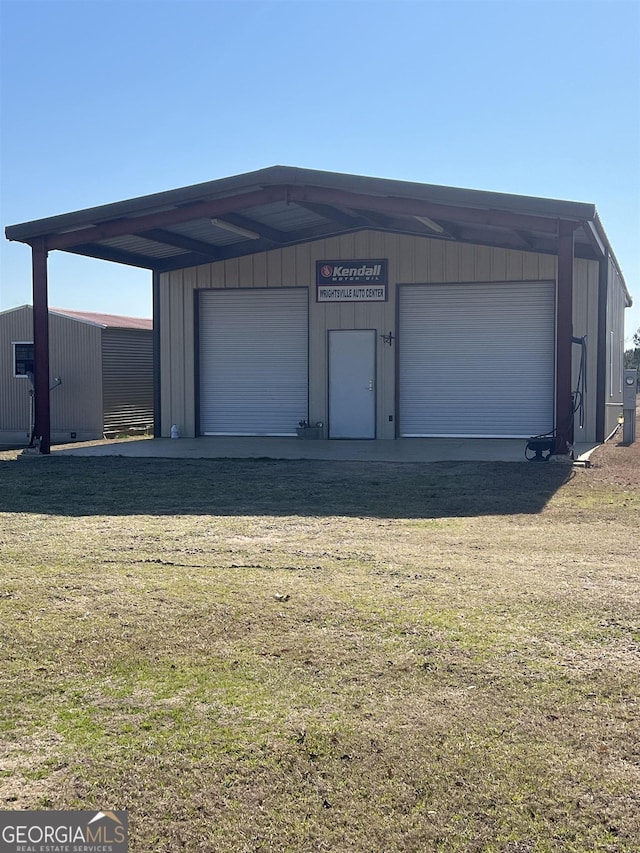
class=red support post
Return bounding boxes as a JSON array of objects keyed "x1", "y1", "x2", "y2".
[
  {"x1": 31, "y1": 237, "x2": 51, "y2": 454},
  {"x1": 555, "y1": 220, "x2": 575, "y2": 455}
]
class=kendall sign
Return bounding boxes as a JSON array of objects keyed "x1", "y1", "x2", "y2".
[{"x1": 316, "y1": 259, "x2": 387, "y2": 302}]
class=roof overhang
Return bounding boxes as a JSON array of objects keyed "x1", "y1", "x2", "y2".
[{"x1": 5, "y1": 165, "x2": 631, "y2": 305}]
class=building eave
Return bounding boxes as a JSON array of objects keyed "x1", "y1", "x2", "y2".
[{"x1": 4, "y1": 166, "x2": 628, "y2": 300}]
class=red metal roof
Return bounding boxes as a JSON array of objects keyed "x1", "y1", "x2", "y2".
[{"x1": 50, "y1": 308, "x2": 152, "y2": 330}]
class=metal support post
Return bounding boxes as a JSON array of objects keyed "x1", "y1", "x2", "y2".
[
  {"x1": 31, "y1": 237, "x2": 51, "y2": 454},
  {"x1": 555, "y1": 220, "x2": 575, "y2": 455}
]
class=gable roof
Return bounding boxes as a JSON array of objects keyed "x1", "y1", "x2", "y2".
[
  {"x1": 0, "y1": 304, "x2": 151, "y2": 330},
  {"x1": 50, "y1": 308, "x2": 152, "y2": 330},
  {"x1": 5, "y1": 165, "x2": 631, "y2": 304}
]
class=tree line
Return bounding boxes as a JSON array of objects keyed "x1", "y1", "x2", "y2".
[{"x1": 624, "y1": 328, "x2": 640, "y2": 371}]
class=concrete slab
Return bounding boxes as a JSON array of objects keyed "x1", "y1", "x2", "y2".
[{"x1": 51, "y1": 435, "x2": 535, "y2": 463}]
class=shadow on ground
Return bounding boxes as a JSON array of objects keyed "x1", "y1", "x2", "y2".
[{"x1": 0, "y1": 457, "x2": 573, "y2": 519}]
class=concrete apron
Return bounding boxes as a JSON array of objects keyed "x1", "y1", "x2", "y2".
[{"x1": 49, "y1": 435, "x2": 599, "y2": 464}]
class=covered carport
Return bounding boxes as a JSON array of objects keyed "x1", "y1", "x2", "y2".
[{"x1": 4, "y1": 166, "x2": 631, "y2": 454}]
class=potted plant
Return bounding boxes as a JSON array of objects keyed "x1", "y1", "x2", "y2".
[{"x1": 296, "y1": 419, "x2": 323, "y2": 439}]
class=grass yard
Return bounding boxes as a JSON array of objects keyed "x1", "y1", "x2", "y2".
[{"x1": 0, "y1": 434, "x2": 638, "y2": 852}]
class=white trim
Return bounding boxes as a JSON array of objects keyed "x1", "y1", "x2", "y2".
[
  {"x1": 0, "y1": 304, "x2": 30, "y2": 317},
  {"x1": 49, "y1": 309, "x2": 107, "y2": 328},
  {"x1": 12, "y1": 341, "x2": 34, "y2": 378}
]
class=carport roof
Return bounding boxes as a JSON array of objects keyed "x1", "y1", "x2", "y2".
[{"x1": 4, "y1": 165, "x2": 631, "y2": 302}]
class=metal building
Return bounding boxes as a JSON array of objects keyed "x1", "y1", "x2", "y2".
[
  {"x1": 4, "y1": 167, "x2": 632, "y2": 454},
  {"x1": 0, "y1": 306, "x2": 153, "y2": 446}
]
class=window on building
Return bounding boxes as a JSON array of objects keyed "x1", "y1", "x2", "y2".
[{"x1": 13, "y1": 342, "x2": 34, "y2": 377}]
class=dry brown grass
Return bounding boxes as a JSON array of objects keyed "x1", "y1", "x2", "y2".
[{"x1": 0, "y1": 426, "x2": 638, "y2": 852}]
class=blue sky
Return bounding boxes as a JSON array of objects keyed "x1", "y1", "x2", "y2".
[{"x1": 1, "y1": 0, "x2": 639, "y2": 340}]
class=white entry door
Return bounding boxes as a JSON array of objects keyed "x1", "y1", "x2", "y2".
[{"x1": 328, "y1": 330, "x2": 376, "y2": 438}]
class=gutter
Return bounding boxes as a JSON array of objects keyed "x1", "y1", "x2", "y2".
[{"x1": 591, "y1": 211, "x2": 633, "y2": 307}]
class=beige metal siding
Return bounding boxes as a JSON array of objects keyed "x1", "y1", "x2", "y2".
[
  {"x1": 571, "y1": 259, "x2": 599, "y2": 443},
  {"x1": 46, "y1": 312, "x2": 104, "y2": 441},
  {"x1": 0, "y1": 306, "x2": 103, "y2": 444},
  {"x1": 159, "y1": 232, "x2": 570, "y2": 439},
  {"x1": 1, "y1": 307, "x2": 33, "y2": 441},
  {"x1": 604, "y1": 256, "x2": 627, "y2": 436},
  {"x1": 159, "y1": 268, "x2": 194, "y2": 438},
  {"x1": 102, "y1": 328, "x2": 154, "y2": 434}
]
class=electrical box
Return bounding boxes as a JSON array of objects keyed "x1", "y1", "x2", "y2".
[
  {"x1": 623, "y1": 369, "x2": 638, "y2": 410},
  {"x1": 623, "y1": 368, "x2": 637, "y2": 444}
]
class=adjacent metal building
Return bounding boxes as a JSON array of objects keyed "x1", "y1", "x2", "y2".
[
  {"x1": 4, "y1": 167, "x2": 632, "y2": 454},
  {"x1": 0, "y1": 305, "x2": 153, "y2": 446}
]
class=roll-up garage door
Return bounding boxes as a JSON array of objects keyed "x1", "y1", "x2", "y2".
[
  {"x1": 199, "y1": 289, "x2": 308, "y2": 435},
  {"x1": 399, "y1": 281, "x2": 555, "y2": 437}
]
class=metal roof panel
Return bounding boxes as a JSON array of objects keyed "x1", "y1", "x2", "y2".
[{"x1": 100, "y1": 234, "x2": 188, "y2": 259}]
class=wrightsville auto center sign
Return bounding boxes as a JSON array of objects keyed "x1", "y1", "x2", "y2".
[{"x1": 316, "y1": 260, "x2": 388, "y2": 302}]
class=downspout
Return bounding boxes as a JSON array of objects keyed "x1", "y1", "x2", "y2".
[{"x1": 31, "y1": 237, "x2": 51, "y2": 454}]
